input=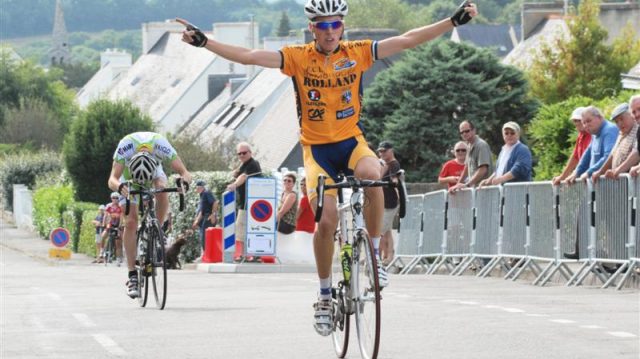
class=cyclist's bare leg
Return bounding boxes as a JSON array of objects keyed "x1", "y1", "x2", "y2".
[
  {"x1": 121, "y1": 204, "x2": 139, "y2": 272},
  {"x1": 154, "y1": 178, "x2": 169, "y2": 225},
  {"x1": 354, "y1": 156, "x2": 383, "y2": 238},
  {"x1": 311, "y1": 195, "x2": 338, "y2": 280}
]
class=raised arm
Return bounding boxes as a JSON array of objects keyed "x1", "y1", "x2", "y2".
[
  {"x1": 176, "y1": 18, "x2": 282, "y2": 68},
  {"x1": 377, "y1": 2, "x2": 477, "y2": 60}
]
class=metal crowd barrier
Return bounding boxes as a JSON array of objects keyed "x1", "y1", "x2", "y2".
[{"x1": 391, "y1": 176, "x2": 639, "y2": 289}]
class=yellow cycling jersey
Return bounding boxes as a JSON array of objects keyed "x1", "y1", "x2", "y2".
[{"x1": 280, "y1": 40, "x2": 377, "y2": 145}]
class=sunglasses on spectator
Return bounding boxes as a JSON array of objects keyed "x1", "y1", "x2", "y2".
[
  {"x1": 237, "y1": 151, "x2": 249, "y2": 156},
  {"x1": 459, "y1": 129, "x2": 472, "y2": 135},
  {"x1": 455, "y1": 149, "x2": 467, "y2": 153},
  {"x1": 503, "y1": 130, "x2": 517, "y2": 135},
  {"x1": 283, "y1": 179, "x2": 294, "y2": 183},
  {"x1": 312, "y1": 20, "x2": 344, "y2": 31}
]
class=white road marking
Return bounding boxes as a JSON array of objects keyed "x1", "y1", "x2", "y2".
[
  {"x1": 92, "y1": 334, "x2": 126, "y2": 356},
  {"x1": 483, "y1": 305, "x2": 501, "y2": 309},
  {"x1": 502, "y1": 308, "x2": 525, "y2": 313},
  {"x1": 608, "y1": 331, "x2": 637, "y2": 338},
  {"x1": 30, "y1": 317, "x2": 46, "y2": 331},
  {"x1": 458, "y1": 301, "x2": 479, "y2": 305},
  {"x1": 580, "y1": 325, "x2": 605, "y2": 329},
  {"x1": 526, "y1": 314, "x2": 549, "y2": 317},
  {"x1": 549, "y1": 319, "x2": 576, "y2": 324},
  {"x1": 72, "y1": 313, "x2": 96, "y2": 328}
]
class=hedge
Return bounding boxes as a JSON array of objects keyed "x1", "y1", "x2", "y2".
[
  {"x1": 32, "y1": 184, "x2": 74, "y2": 239},
  {"x1": 64, "y1": 201, "x2": 101, "y2": 252},
  {"x1": 79, "y1": 210, "x2": 100, "y2": 257},
  {"x1": 0, "y1": 151, "x2": 63, "y2": 211}
]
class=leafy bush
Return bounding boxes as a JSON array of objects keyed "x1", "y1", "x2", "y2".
[
  {"x1": 0, "y1": 151, "x2": 63, "y2": 211},
  {"x1": 63, "y1": 201, "x2": 101, "y2": 252},
  {"x1": 167, "y1": 171, "x2": 234, "y2": 263},
  {"x1": 528, "y1": 91, "x2": 636, "y2": 180},
  {"x1": 79, "y1": 210, "x2": 100, "y2": 257},
  {"x1": 63, "y1": 99, "x2": 154, "y2": 203},
  {"x1": 32, "y1": 184, "x2": 73, "y2": 239}
]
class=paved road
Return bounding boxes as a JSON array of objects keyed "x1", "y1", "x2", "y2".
[{"x1": 1, "y1": 220, "x2": 639, "y2": 359}]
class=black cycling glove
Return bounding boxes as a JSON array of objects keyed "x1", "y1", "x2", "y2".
[
  {"x1": 185, "y1": 23, "x2": 208, "y2": 47},
  {"x1": 450, "y1": 1, "x2": 473, "y2": 27}
]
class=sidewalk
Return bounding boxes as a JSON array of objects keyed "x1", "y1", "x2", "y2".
[{"x1": 0, "y1": 212, "x2": 94, "y2": 267}]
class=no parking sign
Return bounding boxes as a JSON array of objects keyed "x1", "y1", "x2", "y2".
[
  {"x1": 48, "y1": 227, "x2": 72, "y2": 259},
  {"x1": 246, "y1": 177, "x2": 277, "y2": 256}
]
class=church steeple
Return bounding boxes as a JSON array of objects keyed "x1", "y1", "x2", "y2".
[{"x1": 50, "y1": 0, "x2": 70, "y2": 65}]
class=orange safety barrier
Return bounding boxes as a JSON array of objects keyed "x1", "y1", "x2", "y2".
[{"x1": 203, "y1": 227, "x2": 223, "y2": 263}]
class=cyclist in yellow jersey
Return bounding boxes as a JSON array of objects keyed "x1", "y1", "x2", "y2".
[{"x1": 177, "y1": 0, "x2": 478, "y2": 336}]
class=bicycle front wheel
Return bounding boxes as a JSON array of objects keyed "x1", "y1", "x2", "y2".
[
  {"x1": 136, "y1": 232, "x2": 149, "y2": 307},
  {"x1": 332, "y1": 236, "x2": 350, "y2": 358},
  {"x1": 353, "y1": 230, "x2": 380, "y2": 359},
  {"x1": 149, "y1": 223, "x2": 167, "y2": 310}
]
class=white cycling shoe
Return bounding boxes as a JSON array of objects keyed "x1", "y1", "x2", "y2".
[{"x1": 313, "y1": 299, "x2": 334, "y2": 336}]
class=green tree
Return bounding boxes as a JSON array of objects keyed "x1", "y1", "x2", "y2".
[
  {"x1": 168, "y1": 132, "x2": 238, "y2": 172},
  {"x1": 347, "y1": 0, "x2": 429, "y2": 32},
  {"x1": 53, "y1": 61, "x2": 100, "y2": 89},
  {"x1": 63, "y1": 99, "x2": 154, "y2": 203},
  {"x1": 362, "y1": 40, "x2": 538, "y2": 182},
  {"x1": 0, "y1": 98, "x2": 63, "y2": 150},
  {"x1": 276, "y1": 11, "x2": 291, "y2": 37},
  {"x1": 527, "y1": 0, "x2": 640, "y2": 104},
  {"x1": 0, "y1": 51, "x2": 76, "y2": 131}
]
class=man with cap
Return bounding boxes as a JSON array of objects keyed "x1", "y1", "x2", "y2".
[
  {"x1": 591, "y1": 103, "x2": 639, "y2": 181},
  {"x1": 192, "y1": 180, "x2": 219, "y2": 252},
  {"x1": 377, "y1": 140, "x2": 401, "y2": 266},
  {"x1": 479, "y1": 121, "x2": 532, "y2": 186},
  {"x1": 566, "y1": 106, "x2": 619, "y2": 184},
  {"x1": 551, "y1": 107, "x2": 592, "y2": 186}
]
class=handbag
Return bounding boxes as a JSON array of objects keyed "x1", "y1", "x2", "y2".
[{"x1": 277, "y1": 220, "x2": 296, "y2": 235}]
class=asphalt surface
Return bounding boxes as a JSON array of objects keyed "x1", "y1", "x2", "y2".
[{"x1": 1, "y1": 217, "x2": 639, "y2": 359}]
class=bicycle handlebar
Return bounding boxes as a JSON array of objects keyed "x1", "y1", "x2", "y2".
[
  {"x1": 314, "y1": 170, "x2": 407, "y2": 222},
  {"x1": 124, "y1": 179, "x2": 187, "y2": 216}
]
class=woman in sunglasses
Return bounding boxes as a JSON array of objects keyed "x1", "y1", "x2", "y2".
[
  {"x1": 438, "y1": 141, "x2": 468, "y2": 188},
  {"x1": 178, "y1": 0, "x2": 478, "y2": 337}
]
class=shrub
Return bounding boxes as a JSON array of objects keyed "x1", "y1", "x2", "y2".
[
  {"x1": 167, "y1": 171, "x2": 234, "y2": 263},
  {"x1": 32, "y1": 184, "x2": 74, "y2": 239},
  {"x1": 63, "y1": 201, "x2": 100, "y2": 252},
  {"x1": 79, "y1": 210, "x2": 99, "y2": 257},
  {"x1": 0, "y1": 151, "x2": 63, "y2": 211}
]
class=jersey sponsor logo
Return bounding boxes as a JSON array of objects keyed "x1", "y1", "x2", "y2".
[
  {"x1": 334, "y1": 58, "x2": 357, "y2": 71},
  {"x1": 303, "y1": 74, "x2": 357, "y2": 88},
  {"x1": 308, "y1": 108, "x2": 325, "y2": 121},
  {"x1": 341, "y1": 90, "x2": 352, "y2": 104},
  {"x1": 336, "y1": 107, "x2": 355, "y2": 120},
  {"x1": 308, "y1": 89, "x2": 321, "y2": 101},
  {"x1": 117, "y1": 143, "x2": 134, "y2": 156},
  {"x1": 154, "y1": 144, "x2": 172, "y2": 156},
  {"x1": 136, "y1": 143, "x2": 153, "y2": 153}
]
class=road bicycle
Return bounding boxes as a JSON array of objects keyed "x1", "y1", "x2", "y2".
[
  {"x1": 125, "y1": 179, "x2": 186, "y2": 310},
  {"x1": 103, "y1": 227, "x2": 120, "y2": 266},
  {"x1": 315, "y1": 171, "x2": 407, "y2": 359}
]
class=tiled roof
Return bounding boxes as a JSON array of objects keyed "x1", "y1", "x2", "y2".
[
  {"x1": 502, "y1": 18, "x2": 569, "y2": 69},
  {"x1": 453, "y1": 24, "x2": 517, "y2": 57}
]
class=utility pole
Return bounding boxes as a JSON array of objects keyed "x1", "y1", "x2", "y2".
[{"x1": 248, "y1": 14, "x2": 256, "y2": 78}]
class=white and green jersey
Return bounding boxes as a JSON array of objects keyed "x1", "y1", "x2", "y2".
[{"x1": 113, "y1": 132, "x2": 177, "y2": 164}]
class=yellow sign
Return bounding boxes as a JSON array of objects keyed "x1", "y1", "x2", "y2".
[{"x1": 49, "y1": 248, "x2": 72, "y2": 260}]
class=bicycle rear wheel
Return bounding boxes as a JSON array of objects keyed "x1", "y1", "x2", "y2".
[
  {"x1": 105, "y1": 234, "x2": 115, "y2": 266},
  {"x1": 149, "y1": 223, "x2": 167, "y2": 310},
  {"x1": 136, "y1": 232, "x2": 149, "y2": 307},
  {"x1": 353, "y1": 230, "x2": 380, "y2": 359},
  {"x1": 331, "y1": 235, "x2": 350, "y2": 358}
]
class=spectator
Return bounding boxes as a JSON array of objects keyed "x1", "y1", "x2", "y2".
[
  {"x1": 449, "y1": 120, "x2": 494, "y2": 192},
  {"x1": 479, "y1": 121, "x2": 532, "y2": 186},
  {"x1": 630, "y1": 95, "x2": 640, "y2": 123},
  {"x1": 192, "y1": 180, "x2": 219, "y2": 252},
  {"x1": 566, "y1": 106, "x2": 619, "y2": 184},
  {"x1": 296, "y1": 176, "x2": 316, "y2": 234},
  {"x1": 277, "y1": 172, "x2": 298, "y2": 235},
  {"x1": 438, "y1": 141, "x2": 468, "y2": 188},
  {"x1": 552, "y1": 107, "x2": 592, "y2": 186},
  {"x1": 378, "y1": 141, "x2": 401, "y2": 266},
  {"x1": 92, "y1": 205, "x2": 106, "y2": 263},
  {"x1": 592, "y1": 103, "x2": 639, "y2": 181},
  {"x1": 226, "y1": 142, "x2": 262, "y2": 262}
]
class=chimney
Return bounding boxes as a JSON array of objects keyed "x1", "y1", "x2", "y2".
[{"x1": 142, "y1": 20, "x2": 185, "y2": 53}]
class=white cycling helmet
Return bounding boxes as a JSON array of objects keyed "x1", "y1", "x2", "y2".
[
  {"x1": 304, "y1": 0, "x2": 349, "y2": 20},
  {"x1": 110, "y1": 191, "x2": 119, "y2": 199},
  {"x1": 128, "y1": 152, "x2": 158, "y2": 184}
]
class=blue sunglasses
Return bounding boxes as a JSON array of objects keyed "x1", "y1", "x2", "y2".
[{"x1": 312, "y1": 20, "x2": 344, "y2": 30}]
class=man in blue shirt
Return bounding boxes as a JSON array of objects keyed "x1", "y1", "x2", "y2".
[
  {"x1": 192, "y1": 180, "x2": 219, "y2": 252},
  {"x1": 567, "y1": 106, "x2": 619, "y2": 183}
]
